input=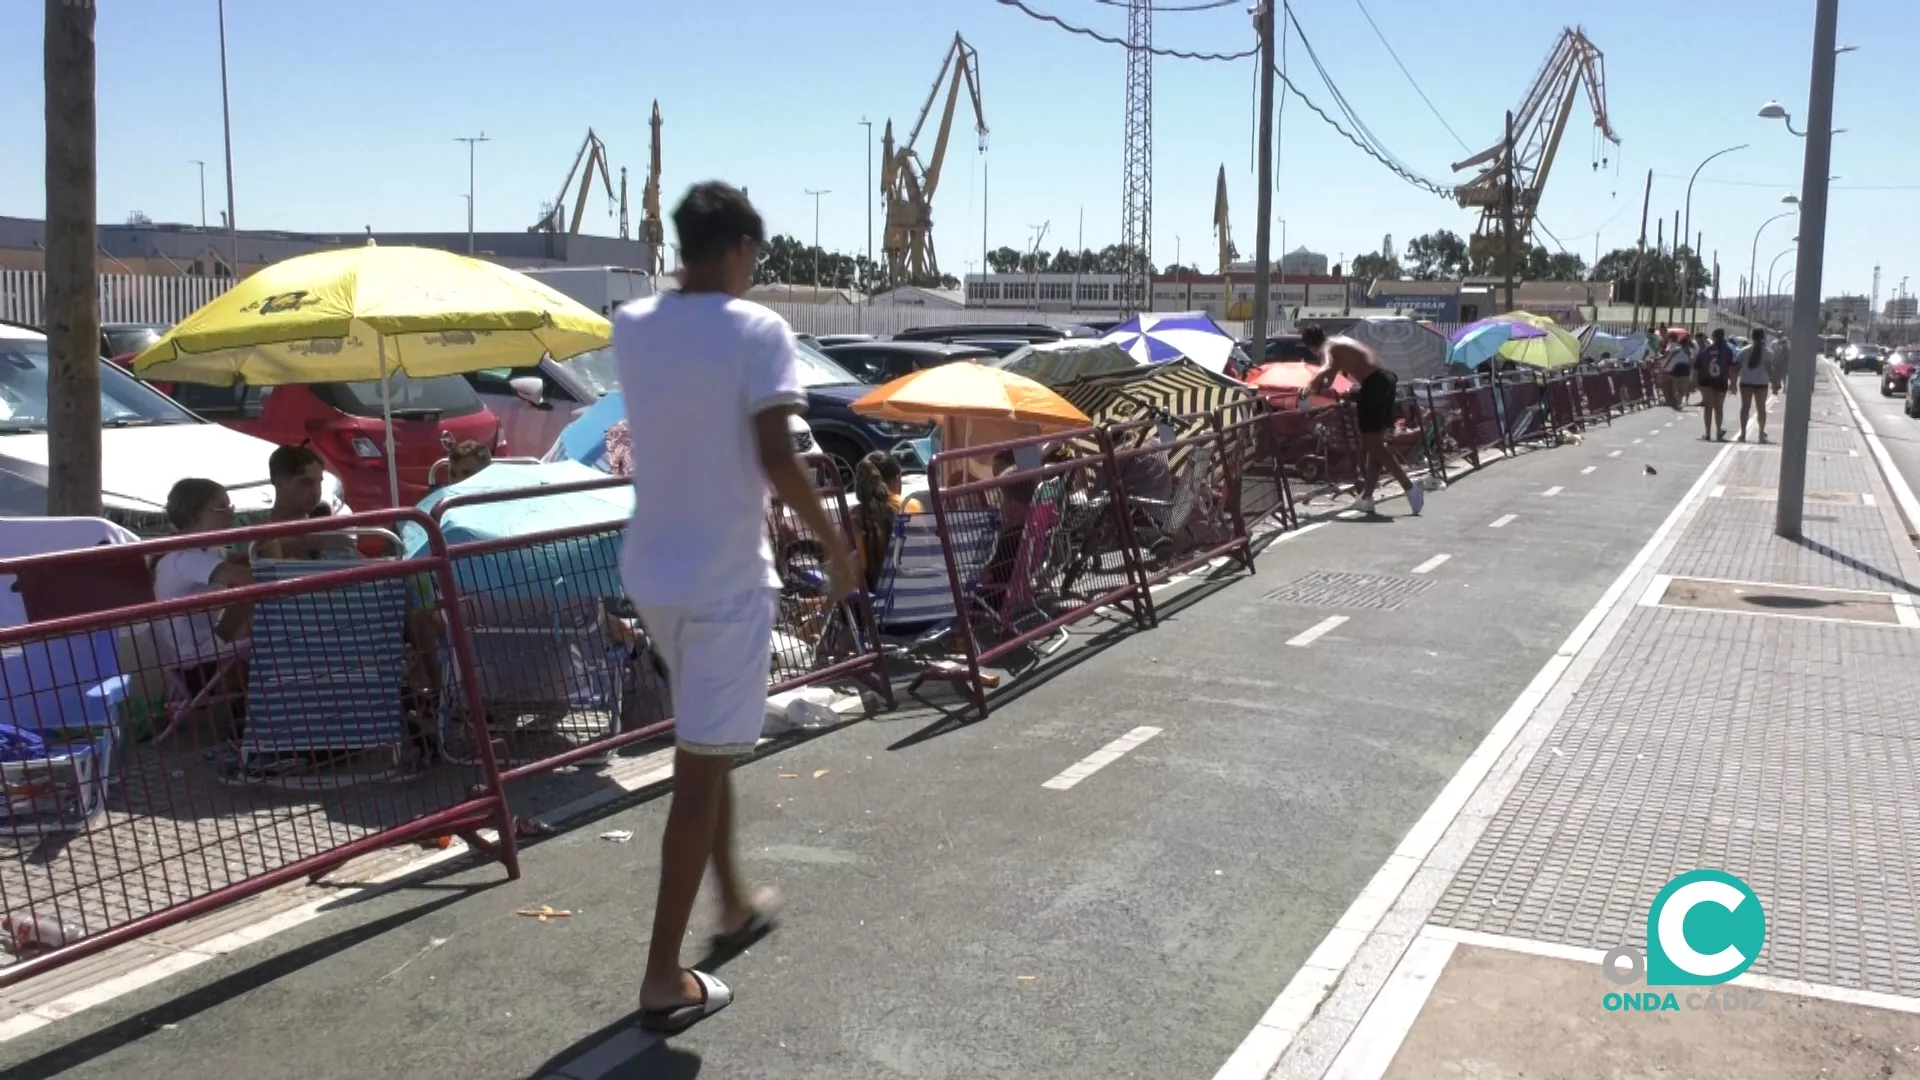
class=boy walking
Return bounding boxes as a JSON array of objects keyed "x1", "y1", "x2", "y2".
[{"x1": 615, "y1": 182, "x2": 857, "y2": 1033}]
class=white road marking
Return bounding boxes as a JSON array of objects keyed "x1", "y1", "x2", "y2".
[
  {"x1": 1541, "y1": 486, "x2": 1563, "y2": 497},
  {"x1": 1410, "y1": 553, "x2": 1451, "y2": 575},
  {"x1": 1285, "y1": 615, "x2": 1348, "y2": 648},
  {"x1": 1893, "y1": 593, "x2": 1920, "y2": 629},
  {"x1": 1711, "y1": 484, "x2": 1727, "y2": 497},
  {"x1": 1488, "y1": 514, "x2": 1517, "y2": 528},
  {"x1": 1580, "y1": 465, "x2": 1597, "y2": 475},
  {"x1": 1042, "y1": 726, "x2": 1162, "y2": 790},
  {"x1": 1607, "y1": 450, "x2": 1622, "y2": 458},
  {"x1": 1631, "y1": 438, "x2": 1643, "y2": 444},
  {"x1": 1322, "y1": 930, "x2": 1457, "y2": 1079},
  {"x1": 1865, "y1": 492, "x2": 1879, "y2": 507},
  {"x1": 1637, "y1": 574, "x2": 1673, "y2": 607},
  {"x1": 1827, "y1": 361, "x2": 1920, "y2": 533},
  {"x1": 1851, "y1": 448, "x2": 1860, "y2": 457},
  {"x1": 1214, "y1": 443, "x2": 1736, "y2": 1080}
]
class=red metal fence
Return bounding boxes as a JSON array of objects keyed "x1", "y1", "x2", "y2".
[{"x1": 0, "y1": 361, "x2": 1662, "y2": 987}]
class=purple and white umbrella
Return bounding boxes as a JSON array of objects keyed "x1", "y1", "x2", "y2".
[{"x1": 1101, "y1": 311, "x2": 1239, "y2": 373}]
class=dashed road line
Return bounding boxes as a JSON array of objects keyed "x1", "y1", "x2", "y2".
[
  {"x1": 1041, "y1": 726, "x2": 1162, "y2": 790},
  {"x1": 1631, "y1": 438, "x2": 1643, "y2": 444},
  {"x1": 1580, "y1": 466, "x2": 1597, "y2": 475},
  {"x1": 1607, "y1": 450, "x2": 1622, "y2": 458},
  {"x1": 1489, "y1": 514, "x2": 1517, "y2": 529},
  {"x1": 1285, "y1": 615, "x2": 1348, "y2": 648},
  {"x1": 1410, "y1": 553, "x2": 1451, "y2": 575},
  {"x1": 1541, "y1": 486, "x2": 1563, "y2": 497}
]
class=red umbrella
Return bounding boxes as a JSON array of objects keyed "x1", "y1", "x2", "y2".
[{"x1": 1245, "y1": 361, "x2": 1355, "y2": 408}]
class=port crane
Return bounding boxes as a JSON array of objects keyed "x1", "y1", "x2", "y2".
[
  {"x1": 881, "y1": 33, "x2": 986, "y2": 286},
  {"x1": 1450, "y1": 28, "x2": 1618, "y2": 264},
  {"x1": 530, "y1": 128, "x2": 624, "y2": 237},
  {"x1": 641, "y1": 102, "x2": 664, "y2": 274}
]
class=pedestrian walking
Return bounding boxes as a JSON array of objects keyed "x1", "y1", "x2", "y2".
[
  {"x1": 1303, "y1": 326, "x2": 1424, "y2": 516},
  {"x1": 1659, "y1": 331, "x2": 1691, "y2": 409},
  {"x1": 615, "y1": 181, "x2": 857, "y2": 1034},
  {"x1": 1694, "y1": 328, "x2": 1737, "y2": 442},
  {"x1": 1767, "y1": 331, "x2": 1789, "y2": 396},
  {"x1": 1736, "y1": 328, "x2": 1773, "y2": 442}
]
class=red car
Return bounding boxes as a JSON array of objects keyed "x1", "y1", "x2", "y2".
[{"x1": 118, "y1": 357, "x2": 503, "y2": 508}]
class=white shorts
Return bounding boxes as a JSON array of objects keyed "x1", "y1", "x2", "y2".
[{"x1": 637, "y1": 587, "x2": 774, "y2": 757}]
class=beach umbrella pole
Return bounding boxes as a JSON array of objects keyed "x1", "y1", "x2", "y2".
[{"x1": 379, "y1": 336, "x2": 400, "y2": 507}]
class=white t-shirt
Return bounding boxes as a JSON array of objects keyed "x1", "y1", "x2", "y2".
[
  {"x1": 151, "y1": 547, "x2": 237, "y2": 666},
  {"x1": 612, "y1": 292, "x2": 806, "y2": 607},
  {"x1": 1736, "y1": 345, "x2": 1771, "y2": 386}
]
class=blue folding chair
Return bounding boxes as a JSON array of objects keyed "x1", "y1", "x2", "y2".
[{"x1": 0, "y1": 629, "x2": 128, "y2": 835}]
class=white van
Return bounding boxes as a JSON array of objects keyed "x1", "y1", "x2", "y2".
[{"x1": 0, "y1": 323, "x2": 345, "y2": 535}]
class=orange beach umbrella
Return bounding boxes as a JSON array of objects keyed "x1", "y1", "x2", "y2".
[{"x1": 852, "y1": 361, "x2": 1090, "y2": 433}]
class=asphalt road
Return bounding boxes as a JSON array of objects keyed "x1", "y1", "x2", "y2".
[
  {"x1": 1836, "y1": 363, "x2": 1920, "y2": 511},
  {"x1": 0, "y1": 406, "x2": 1723, "y2": 1080}
]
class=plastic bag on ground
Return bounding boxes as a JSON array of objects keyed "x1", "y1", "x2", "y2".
[{"x1": 762, "y1": 687, "x2": 862, "y2": 735}]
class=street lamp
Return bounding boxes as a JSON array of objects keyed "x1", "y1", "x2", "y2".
[
  {"x1": 1682, "y1": 143, "x2": 1748, "y2": 329},
  {"x1": 455, "y1": 132, "x2": 489, "y2": 254},
  {"x1": 1745, "y1": 197, "x2": 1799, "y2": 317},
  {"x1": 1765, "y1": 245, "x2": 1797, "y2": 328},
  {"x1": 189, "y1": 160, "x2": 207, "y2": 228},
  {"x1": 1776, "y1": 0, "x2": 1843, "y2": 539},
  {"x1": 804, "y1": 188, "x2": 830, "y2": 291},
  {"x1": 859, "y1": 118, "x2": 873, "y2": 296}
]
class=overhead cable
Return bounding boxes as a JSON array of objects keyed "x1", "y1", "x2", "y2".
[
  {"x1": 1092, "y1": 0, "x2": 1237, "y2": 10},
  {"x1": 1351, "y1": 0, "x2": 1470, "y2": 153},
  {"x1": 993, "y1": 0, "x2": 1258, "y2": 61}
]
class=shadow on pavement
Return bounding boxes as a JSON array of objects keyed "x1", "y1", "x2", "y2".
[
  {"x1": 1794, "y1": 535, "x2": 1920, "y2": 594},
  {"x1": 3, "y1": 886, "x2": 485, "y2": 1080},
  {"x1": 525, "y1": 1022, "x2": 703, "y2": 1080}
]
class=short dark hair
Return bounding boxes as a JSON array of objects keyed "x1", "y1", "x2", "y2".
[
  {"x1": 268, "y1": 444, "x2": 322, "y2": 480},
  {"x1": 449, "y1": 440, "x2": 492, "y2": 465},
  {"x1": 1299, "y1": 326, "x2": 1327, "y2": 350},
  {"x1": 673, "y1": 182, "x2": 765, "y2": 265},
  {"x1": 1712, "y1": 328, "x2": 1726, "y2": 341},
  {"x1": 164, "y1": 477, "x2": 226, "y2": 533}
]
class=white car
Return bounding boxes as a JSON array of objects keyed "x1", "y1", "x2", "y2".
[{"x1": 0, "y1": 322, "x2": 345, "y2": 535}]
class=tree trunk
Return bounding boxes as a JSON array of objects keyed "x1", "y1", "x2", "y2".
[{"x1": 44, "y1": 0, "x2": 101, "y2": 517}]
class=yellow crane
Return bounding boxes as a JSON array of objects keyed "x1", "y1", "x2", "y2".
[
  {"x1": 641, "y1": 101, "x2": 665, "y2": 275},
  {"x1": 1451, "y1": 27, "x2": 1618, "y2": 264},
  {"x1": 1216, "y1": 165, "x2": 1253, "y2": 320},
  {"x1": 881, "y1": 33, "x2": 986, "y2": 286},
  {"x1": 530, "y1": 128, "x2": 622, "y2": 236}
]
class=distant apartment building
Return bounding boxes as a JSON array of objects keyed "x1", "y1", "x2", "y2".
[
  {"x1": 1824, "y1": 294, "x2": 1872, "y2": 323},
  {"x1": 962, "y1": 271, "x2": 1352, "y2": 321},
  {"x1": 1885, "y1": 295, "x2": 1918, "y2": 320}
]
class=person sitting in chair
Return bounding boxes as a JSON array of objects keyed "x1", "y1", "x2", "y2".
[
  {"x1": 152, "y1": 479, "x2": 254, "y2": 742},
  {"x1": 446, "y1": 440, "x2": 494, "y2": 484}
]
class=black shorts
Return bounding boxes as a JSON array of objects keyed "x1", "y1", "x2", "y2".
[
  {"x1": 1354, "y1": 370, "x2": 1399, "y2": 434},
  {"x1": 1697, "y1": 377, "x2": 1729, "y2": 393},
  {"x1": 1668, "y1": 364, "x2": 1690, "y2": 378}
]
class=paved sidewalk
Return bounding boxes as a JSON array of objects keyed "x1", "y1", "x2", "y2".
[{"x1": 1246, "y1": 367, "x2": 1920, "y2": 1078}]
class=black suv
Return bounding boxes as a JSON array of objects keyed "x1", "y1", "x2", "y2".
[
  {"x1": 820, "y1": 340, "x2": 997, "y2": 384},
  {"x1": 792, "y1": 339, "x2": 933, "y2": 481}
]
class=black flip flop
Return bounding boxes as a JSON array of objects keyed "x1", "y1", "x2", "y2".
[
  {"x1": 709, "y1": 889, "x2": 782, "y2": 953},
  {"x1": 639, "y1": 970, "x2": 733, "y2": 1034}
]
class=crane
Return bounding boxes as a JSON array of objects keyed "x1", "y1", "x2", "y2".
[
  {"x1": 530, "y1": 128, "x2": 623, "y2": 236},
  {"x1": 641, "y1": 101, "x2": 665, "y2": 275},
  {"x1": 1212, "y1": 164, "x2": 1233, "y2": 275},
  {"x1": 1450, "y1": 28, "x2": 1618, "y2": 265},
  {"x1": 881, "y1": 33, "x2": 986, "y2": 286}
]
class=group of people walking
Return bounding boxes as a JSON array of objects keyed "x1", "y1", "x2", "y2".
[{"x1": 1657, "y1": 327, "x2": 1787, "y2": 443}]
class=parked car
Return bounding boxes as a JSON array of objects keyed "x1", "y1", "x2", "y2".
[
  {"x1": 814, "y1": 334, "x2": 879, "y2": 348},
  {"x1": 100, "y1": 322, "x2": 169, "y2": 362},
  {"x1": 0, "y1": 322, "x2": 345, "y2": 533},
  {"x1": 948, "y1": 337, "x2": 1033, "y2": 358},
  {"x1": 819, "y1": 341, "x2": 996, "y2": 385},
  {"x1": 464, "y1": 347, "x2": 621, "y2": 458},
  {"x1": 1841, "y1": 344, "x2": 1886, "y2": 373},
  {"x1": 889, "y1": 322, "x2": 1093, "y2": 345},
  {"x1": 133, "y1": 366, "x2": 501, "y2": 509},
  {"x1": 1886, "y1": 350, "x2": 1918, "y2": 398},
  {"x1": 793, "y1": 339, "x2": 931, "y2": 481},
  {"x1": 1907, "y1": 366, "x2": 1920, "y2": 418}
]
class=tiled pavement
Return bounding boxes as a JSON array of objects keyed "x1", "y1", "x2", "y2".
[{"x1": 1432, "y1": 374, "x2": 1920, "y2": 995}]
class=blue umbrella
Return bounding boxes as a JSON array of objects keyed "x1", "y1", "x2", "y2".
[
  {"x1": 1449, "y1": 320, "x2": 1546, "y2": 369},
  {"x1": 403, "y1": 460, "x2": 631, "y2": 601},
  {"x1": 546, "y1": 390, "x2": 629, "y2": 471},
  {"x1": 1101, "y1": 311, "x2": 1238, "y2": 373}
]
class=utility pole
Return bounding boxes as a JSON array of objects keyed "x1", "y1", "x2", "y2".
[
  {"x1": 1777, "y1": 0, "x2": 1840, "y2": 540},
  {"x1": 859, "y1": 118, "x2": 874, "y2": 295},
  {"x1": 44, "y1": 0, "x2": 101, "y2": 516},
  {"x1": 190, "y1": 159, "x2": 207, "y2": 228},
  {"x1": 1500, "y1": 110, "x2": 1516, "y2": 314},
  {"x1": 1249, "y1": 0, "x2": 1277, "y2": 351},
  {"x1": 1629, "y1": 170, "x2": 1651, "y2": 332},
  {"x1": 217, "y1": 0, "x2": 239, "y2": 277},
  {"x1": 455, "y1": 133, "x2": 489, "y2": 255},
  {"x1": 1668, "y1": 209, "x2": 1681, "y2": 327},
  {"x1": 805, "y1": 188, "x2": 830, "y2": 289}
]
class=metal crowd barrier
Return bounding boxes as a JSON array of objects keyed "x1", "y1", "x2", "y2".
[
  {"x1": 1105, "y1": 414, "x2": 1256, "y2": 585},
  {"x1": 0, "y1": 509, "x2": 518, "y2": 988},
  {"x1": 919, "y1": 428, "x2": 1155, "y2": 717}
]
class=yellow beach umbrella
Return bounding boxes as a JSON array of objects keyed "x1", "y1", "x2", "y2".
[{"x1": 132, "y1": 244, "x2": 610, "y2": 503}]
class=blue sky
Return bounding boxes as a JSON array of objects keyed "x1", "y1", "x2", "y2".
[{"x1": 2, "y1": 0, "x2": 1913, "y2": 299}]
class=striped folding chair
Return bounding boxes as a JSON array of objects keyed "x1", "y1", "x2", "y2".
[{"x1": 870, "y1": 509, "x2": 1001, "y2": 638}]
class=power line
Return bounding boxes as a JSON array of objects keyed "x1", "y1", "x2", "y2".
[
  {"x1": 1651, "y1": 172, "x2": 1920, "y2": 191},
  {"x1": 1279, "y1": 4, "x2": 1452, "y2": 195},
  {"x1": 1350, "y1": 0, "x2": 1470, "y2": 153},
  {"x1": 993, "y1": 0, "x2": 1257, "y2": 60},
  {"x1": 1092, "y1": 0, "x2": 1235, "y2": 10}
]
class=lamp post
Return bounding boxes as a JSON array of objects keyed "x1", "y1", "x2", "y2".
[
  {"x1": 1745, "y1": 199, "x2": 1799, "y2": 318},
  {"x1": 1682, "y1": 144, "x2": 1748, "y2": 330},
  {"x1": 216, "y1": 0, "x2": 239, "y2": 276},
  {"x1": 859, "y1": 118, "x2": 873, "y2": 296},
  {"x1": 1775, "y1": 0, "x2": 1845, "y2": 539},
  {"x1": 455, "y1": 132, "x2": 489, "y2": 254},
  {"x1": 189, "y1": 160, "x2": 207, "y2": 228},
  {"x1": 1765, "y1": 245, "x2": 1797, "y2": 326},
  {"x1": 804, "y1": 188, "x2": 830, "y2": 291}
]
